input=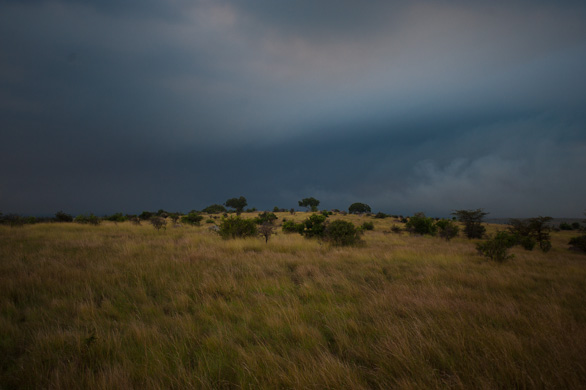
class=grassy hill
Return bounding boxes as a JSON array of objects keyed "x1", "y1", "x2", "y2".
[{"x1": 1, "y1": 212, "x2": 585, "y2": 389}]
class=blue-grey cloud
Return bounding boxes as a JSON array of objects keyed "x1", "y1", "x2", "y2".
[{"x1": 1, "y1": 0, "x2": 585, "y2": 217}]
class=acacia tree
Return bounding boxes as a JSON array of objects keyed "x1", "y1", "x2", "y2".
[
  {"x1": 452, "y1": 209, "x2": 488, "y2": 239},
  {"x1": 224, "y1": 196, "x2": 247, "y2": 215},
  {"x1": 348, "y1": 202, "x2": 371, "y2": 214},
  {"x1": 298, "y1": 197, "x2": 320, "y2": 212}
]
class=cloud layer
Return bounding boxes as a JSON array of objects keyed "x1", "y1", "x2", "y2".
[{"x1": 1, "y1": 0, "x2": 585, "y2": 216}]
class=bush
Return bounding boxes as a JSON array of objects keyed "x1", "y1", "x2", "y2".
[
  {"x1": 205, "y1": 219, "x2": 215, "y2": 224},
  {"x1": 362, "y1": 221, "x2": 374, "y2": 231},
  {"x1": 405, "y1": 212, "x2": 437, "y2": 236},
  {"x1": 476, "y1": 231, "x2": 517, "y2": 262},
  {"x1": 139, "y1": 211, "x2": 154, "y2": 221},
  {"x1": 54, "y1": 211, "x2": 73, "y2": 222},
  {"x1": 150, "y1": 216, "x2": 167, "y2": 231},
  {"x1": 282, "y1": 220, "x2": 304, "y2": 234},
  {"x1": 559, "y1": 222, "x2": 573, "y2": 231},
  {"x1": 181, "y1": 212, "x2": 203, "y2": 226},
  {"x1": 348, "y1": 202, "x2": 371, "y2": 214},
  {"x1": 436, "y1": 219, "x2": 460, "y2": 241},
  {"x1": 569, "y1": 235, "x2": 586, "y2": 252},
  {"x1": 508, "y1": 217, "x2": 552, "y2": 253},
  {"x1": 202, "y1": 204, "x2": 227, "y2": 214},
  {"x1": 218, "y1": 216, "x2": 257, "y2": 239},
  {"x1": 302, "y1": 214, "x2": 328, "y2": 238},
  {"x1": 258, "y1": 223, "x2": 275, "y2": 243},
  {"x1": 453, "y1": 209, "x2": 488, "y2": 239},
  {"x1": 391, "y1": 225, "x2": 403, "y2": 234},
  {"x1": 374, "y1": 212, "x2": 387, "y2": 219},
  {"x1": 106, "y1": 212, "x2": 127, "y2": 223},
  {"x1": 324, "y1": 220, "x2": 362, "y2": 246},
  {"x1": 255, "y1": 212, "x2": 278, "y2": 225},
  {"x1": 74, "y1": 214, "x2": 101, "y2": 225}
]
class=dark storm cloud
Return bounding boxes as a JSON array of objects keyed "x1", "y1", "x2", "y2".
[{"x1": 1, "y1": 0, "x2": 585, "y2": 216}]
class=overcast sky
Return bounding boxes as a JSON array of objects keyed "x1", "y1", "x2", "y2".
[{"x1": 1, "y1": 0, "x2": 585, "y2": 217}]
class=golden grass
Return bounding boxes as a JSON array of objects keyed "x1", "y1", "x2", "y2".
[{"x1": 1, "y1": 214, "x2": 586, "y2": 389}]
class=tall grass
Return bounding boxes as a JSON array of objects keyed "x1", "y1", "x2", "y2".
[{"x1": 1, "y1": 215, "x2": 585, "y2": 389}]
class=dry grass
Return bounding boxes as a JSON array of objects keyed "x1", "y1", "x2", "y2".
[{"x1": 1, "y1": 213, "x2": 586, "y2": 389}]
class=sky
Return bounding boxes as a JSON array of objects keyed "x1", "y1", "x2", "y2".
[{"x1": 1, "y1": 0, "x2": 586, "y2": 218}]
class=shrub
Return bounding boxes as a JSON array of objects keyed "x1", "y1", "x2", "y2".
[
  {"x1": 476, "y1": 231, "x2": 517, "y2": 262},
  {"x1": 572, "y1": 222, "x2": 581, "y2": 230},
  {"x1": 106, "y1": 212, "x2": 127, "y2": 223},
  {"x1": 181, "y1": 212, "x2": 203, "y2": 226},
  {"x1": 374, "y1": 212, "x2": 387, "y2": 219},
  {"x1": 391, "y1": 225, "x2": 403, "y2": 234},
  {"x1": 436, "y1": 219, "x2": 460, "y2": 241},
  {"x1": 150, "y1": 216, "x2": 167, "y2": 231},
  {"x1": 139, "y1": 211, "x2": 154, "y2": 220},
  {"x1": 218, "y1": 216, "x2": 257, "y2": 239},
  {"x1": 258, "y1": 222, "x2": 275, "y2": 243},
  {"x1": 54, "y1": 211, "x2": 73, "y2": 222},
  {"x1": 202, "y1": 204, "x2": 227, "y2": 214},
  {"x1": 282, "y1": 220, "x2": 304, "y2": 234},
  {"x1": 508, "y1": 216, "x2": 552, "y2": 253},
  {"x1": 348, "y1": 202, "x2": 371, "y2": 214},
  {"x1": 405, "y1": 212, "x2": 437, "y2": 236},
  {"x1": 302, "y1": 214, "x2": 328, "y2": 238},
  {"x1": 362, "y1": 221, "x2": 374, "y2": 231},
  {"x1": 324, "y1": 220, "x2": 362, "y2": 246},
  {"x1": 255, "y1": 212, "x2": 278, "y2": 225},
  {"x1": 569, "y1": 235, "x2": 586, "y2": 252},
  {"x1": 74, "y1": 214, "x2": 101, "y2": 225},
  {"x1": 205, "y1": 219, "x2": 215, "y2": 224},
  {"x1": 559, "y1": 222, "x2": 573, "y2": 231},
  {"x1": 453, "y1": 209, "x2": 488, "y2": 239},
  {"x1": 273, "y1": 206, "x2": 280, "y2": 212},
  {"x1": 321, "y1": 210, "x2": 333, "y2": 217}
]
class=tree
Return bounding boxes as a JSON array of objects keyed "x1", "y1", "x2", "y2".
[
  {"x1": 452, "y1": 209, "x2": 488, "y2": 239},
  {"x1": 258, "y1": 222, "x2": 275, "y2": 243},
  {"x1": 298, "y1": 197, "x2": 320, "y2": 212},
  {"x1": 106, "y1": 212, "x2": 127, "y2": 223},
  {"x1": 150, "y1": 216, "x2": 167, "y2": 231},
  {"x1": 225, "y1": 196, "x2": 247, "y2": 215},
  {"x1": 54, "y1": 211, "x2": 73, "y2": 222},
  {"x1": 348, "y1": 202, "x2": 371, "y2": 214},
  {"x1": 476, "y1": 231, "x2": 517, "y2": 262},
  {"x1": 202, "y1": 204, "x2": 227, "y2": 214},
  {"x1": 508, "y1": 216, "x2": 553, "y2": 252},
  {"x1": 255, "y1": 212, "x2": 278, "y2": 225}
]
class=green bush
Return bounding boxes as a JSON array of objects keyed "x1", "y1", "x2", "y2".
[
  {"x1": 282, "y1": 220, "x2": 304, "y2": 234},
  {"x1": 181, "y1": 212, "x2": 203, "y2": 226},
  {"x1": 74, "y1": 214, "x2": 101, "y2": 225},
  {"x1": 406, "y1": 212, "x2": 437, "y2": 236},
  {"x1": 324, "y1": 220, "x2": 362, "y2": 246},
  {"x1": 436, "y1": 219, "x2": 460, "y2": 241},
  {"x1": 362, "y1": 221, "x2": 374, "y2": 231},
  {"x1": 255, "y1": 212, "x2": 278, "y2": 225},
  {"x1": 374, "y1": 212, "x2": 387, "y2": 219},
  {"x1": 218, "y1": 216, "x2": 257, "y2": 239},
  {"x1": 302, "y1": 214, "x2": 328, "y2": 238},
  {"x1": 150, "y1": 216, "x2": 167, "y2": 231},
  {"x1": 476, "y1": 231, "x2": 516, "y2": 262},
  {"x1": 54, "y1": 211, "x2": 73, "y2": 222}
]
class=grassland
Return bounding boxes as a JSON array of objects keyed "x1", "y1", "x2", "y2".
[{"x1": 1, "y1": 213, "x2": 586, "y2": 389}]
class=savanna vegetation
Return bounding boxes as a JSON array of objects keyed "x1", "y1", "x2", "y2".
[{"x1": 1, "y1": 209, "x2": 586, "y2": 389}]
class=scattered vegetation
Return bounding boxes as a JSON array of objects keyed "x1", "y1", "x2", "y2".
[
  {"x1": 218, "y1": 215, "x2": 257, "y2": 239},
  {"x1": 224, "y1": 196, "x2": 247, "y2": 215},
  {"x1": 453, "y1": 209, "x2": 488, "y2": 239},
  {"x1": 202, "y1": 204, "x2": 228, "y2": 214},
  {"x1": 149, "y1": 216, "x2": 167, "y2": 231},
  {"x1": 348, "y1": 202, "x2": 371, "y2": 214},
  {"x1": 181, "y1": 212, "x2": 203, "y2": 226},
  {"x1": 298, "y1": 197, "x2": 320, "y2": 212}
]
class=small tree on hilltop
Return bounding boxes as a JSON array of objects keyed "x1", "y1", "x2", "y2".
[
  {"x1": 225, "y1": 196, "x2": 247, "y2": 215},
  {"x1": 202, "y1": 204, "x2": 227, "y2": 214},
  {"x1": 348, "y1": 202, "x2": 371, "y2": 214},
  {"x1": 150, "y1": 216, "x2": 167, "y2": 232},
  {"x1": 298, "y1": 197, "x2": 320, "y2": 212},
  {"x1": 452, "y1": 209, "x2": 488, "y2": 239}
]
